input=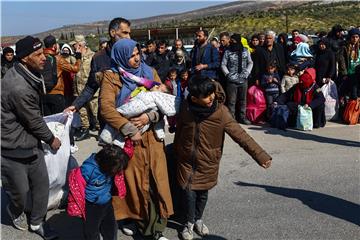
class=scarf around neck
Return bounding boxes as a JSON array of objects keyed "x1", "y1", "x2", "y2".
[{"x1": 111, "y1": 39, "x2": 155, "y2": 106}]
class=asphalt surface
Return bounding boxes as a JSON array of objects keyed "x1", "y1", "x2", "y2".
[{"x1": 1, "y1": 122, "x2": 360, "y2": 240}]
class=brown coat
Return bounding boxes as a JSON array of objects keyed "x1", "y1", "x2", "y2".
[
  {"x1": 43, "y1": 48, "x2": 81, "y2": 95},
  {"x1": 99, "y1": 70, "x2": 173, "y2": 220},
  {"x1": 174, "y1": 83, "x2": 272, "y2": 190}
]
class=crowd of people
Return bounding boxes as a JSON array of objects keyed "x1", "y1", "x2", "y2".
[{"x1": 1, "y1": 15, "x2": 359, "y2": 240}]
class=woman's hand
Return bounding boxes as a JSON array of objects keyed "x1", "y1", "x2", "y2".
[{"x1": 130, "y1": 113, "x2": 149, "y2": 130}]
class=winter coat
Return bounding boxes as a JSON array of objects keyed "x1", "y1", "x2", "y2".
[
  {"x1": 67, "y1": 163, "x2": 126, "y2": 219},
  {"x1": 315, "y1": 49, "x2": 336, "y2": 84},
  {"x1": 221, "y1": 48, "x2": 253, "y2": 85},
  {"x1": 191, "y1": 43, "x2": 220, "y2": 79},
  {"x1": 1, "y1": 63, "x2": 54, "y2": 159},
  {"x1": 43, "y1": 48, "x2": 81, "y2": 95},
  {"x1": 254, "y1": 43, "x2": 287, "y2": 80},
  {"x1": 99, "y1": 70, "x2": 173, "y2": 220},
  {"x1": 281, "y1": 75, "x2": 299, "y2": 93},
  {"x1": 174, "y1": 82, "x2": 272, "y2": 190}
]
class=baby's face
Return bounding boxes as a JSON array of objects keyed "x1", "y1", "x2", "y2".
[{"x1": 151, "y1": 84, "x2": 168, "y2": 93}]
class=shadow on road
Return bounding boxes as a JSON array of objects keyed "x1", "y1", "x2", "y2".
[
  {"x1": 234, "y1": 181, "x2": 360, "y2": 226},
  {"x1": 248, "y1": 126, "x2": 360, "y2": 148}
]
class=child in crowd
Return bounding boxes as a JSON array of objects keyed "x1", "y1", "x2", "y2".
[
  {"x1": 261, "y1": 62, "x2": 281, "y2": 119},
  {"x1": 100, "y1": 82, "x2": 181, "y2": 145},
  {"x1": 67, "y1": 144, "x2": 133, "y2": 240},
  {"x1": 165, "y1": 68, "x2": 182, "y2": 97},
  {"x1": 174, "y1": 76, "x2": 272, "y2": 240},
  {"x1": 165, "y1": 68, "x2": 183, "y2": 133},
  {"x1": 179, "y1": 69, "x2": 190, "y2": 95},
  {"x1": 281, "y1": 63, "x2": 299, "y2": 93}
]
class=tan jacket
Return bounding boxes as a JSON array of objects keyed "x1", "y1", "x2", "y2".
[
  {"x1": 99, "y1": 70, "x2": 173, "y2": 220},
  {"x1": 44, "y1": 49, "x2": 81, "y2": 95},
  {"x1": 73, "y1": 48, "x2": 95, "y2": 96},
  {"x1": 174, "y1": 82, "x2": 272, "y2": 190}
]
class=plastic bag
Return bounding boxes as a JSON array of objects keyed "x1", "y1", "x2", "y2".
[
  {"x1": 296, "y1": 105, "x2": 313, "y2": 131},
  {"x1": 343, "y1": 98, "x2": 360, "y2": 125},
  {"x1": 43, "y1": 112, "x2": 76, "y2": 209},
  {"x1": 321, "y1": 80, "x2": 339, "y2": 120}
]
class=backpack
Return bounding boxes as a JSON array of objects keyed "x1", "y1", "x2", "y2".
[
  {"x1": 246, "y1": 85, "x2": 267, "y2": 123},
  {"x1": 42, "y1": 55, "x2": 58, "y2": 92},
  {"x1": 270, "y1": 105, "x2": 289, "y2": 130},
  {"x1": 343, "y1": 98, "x2": 360, "y2": 125}
]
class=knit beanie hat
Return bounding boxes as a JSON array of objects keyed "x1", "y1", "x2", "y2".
[
  {"x1": 348, "y1": 28, "x2": 360, "y2": 37},
  {"x1": 43, "y1": 35, "x2": 57, "y2": 48},
  {"x1": 230, "y1": 33, "x2": 241, "y2": 44},
  {"x1": 15, "y1": 36, "x2": 42, "y2": 60}
]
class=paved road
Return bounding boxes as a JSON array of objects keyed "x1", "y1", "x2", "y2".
[{"x1": 1, "y1": 122, "x2": 360, "y2": 240}]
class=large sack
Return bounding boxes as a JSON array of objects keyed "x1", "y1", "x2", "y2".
[
  {"x1": 343, "y1": 98, "x2": 360, "y2": 125},
  {"x1": 296, "y1": 105, "x2": 313, "y2": 131},
  {"x1": 321, "y1": 80, "x2": 339, "y2": 121},
  {"x1": 246, "y1": 85, "x2": 267, "y2": 123},
  {"x1": 43, "y1": 112, "x2": 76, "y2": 209}
]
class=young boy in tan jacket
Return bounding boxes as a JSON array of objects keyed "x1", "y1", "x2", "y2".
[{"x1": 174, "y1": 76, "x2": 272, "y2": 240}]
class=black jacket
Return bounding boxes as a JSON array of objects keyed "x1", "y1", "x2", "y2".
[
  {"x1": 315, "y1": 49, "x2": 336, "y2": 84},
  {"x1": 254, "y1": 43, "x2": 287, "y2": 80},
  {"x1": 1, "y1": 63, "x2": 54, "y2": 159}
]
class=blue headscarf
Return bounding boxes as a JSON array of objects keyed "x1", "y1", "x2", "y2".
[
  {"x1": 111, "y1": 39, "x2": 154, "y2": 106},
  {"x1": 291, "y1": 42, "x2": 313, "y2": 58}
]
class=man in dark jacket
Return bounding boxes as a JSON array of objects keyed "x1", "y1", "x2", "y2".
[
  {"x1": 254, "y1": 30, "x2": 287, "y2": 85},
  {"x1": 150, "y1": 40, "x2": 171, "y2": 82},
  {"x1": 1, "y1": 36, "x2": 61, "y2": 240},
  {"x1": 1, "y1": 46, "x2": 16, "y2": 78},
  {"x1": 191, "y1": 29, "x2": 220, "y2": 79}
]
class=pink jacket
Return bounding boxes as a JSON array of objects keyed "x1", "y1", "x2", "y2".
[{"x1": 67, "y1": 167, "x2": 127, "y2": 219}]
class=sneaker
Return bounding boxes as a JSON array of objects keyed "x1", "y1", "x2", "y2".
[
  {"x1": 121, "y1": 222, "x2": 137, "y2": 236},
  {"x1": 153, "y1": 231, "x2": 168, "y2": 240},
  {"x1": 74, "y1": 128, "x2": 89, "y2": 141},
  {"x1": 30, "y1": 222, "x2": 58, "y2": 240},
  {"x1": 6, "y1": 205, "x2": 27, "y2": 231},
  {"x1": 194, "y1": 219, "x2": 209, "y2": 236},
  {"x1": 181, "y1": 222, "x2": 194, "y2": 240},
  {"x1": 70, "y1": 144, "x2": 79, "y2": 154}
]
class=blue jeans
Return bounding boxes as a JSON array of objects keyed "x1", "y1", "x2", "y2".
[{"x1": 184, "y1": 189, "x2": 208, "y2": 224}]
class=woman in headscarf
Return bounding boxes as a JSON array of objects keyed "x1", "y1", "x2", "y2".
[
  {"x1": 290, "y1": 42, "x2": 315, "y2": 72},
  {"x1": 314, "y1": 38, "x2": 336, "y2": 87},
  {"x1": 99, "y1": 38, "x2": 173, "y2": 240},
  {"x1": 275, "y1": 68, "x2": 326, "y2": 128}
]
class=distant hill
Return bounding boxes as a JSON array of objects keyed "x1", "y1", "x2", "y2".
[{"x1": 2, "y1": 0, "x2": 359, "y2": 45}]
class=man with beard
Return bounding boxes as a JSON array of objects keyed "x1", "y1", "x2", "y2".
[
  {"x1": 1, "y1": 36, "x2": 61, "y2": 240},
  {"x1": 191, "y1": 29, "x2": 220, "y2": 80}
]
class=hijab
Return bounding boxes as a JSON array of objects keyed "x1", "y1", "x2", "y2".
[
  {"x1": 294, "y1": 68, "x2": 316, "y2": 105},
  {"x1": 111, "y1": 39, "x2": 154, "y2": 106}
]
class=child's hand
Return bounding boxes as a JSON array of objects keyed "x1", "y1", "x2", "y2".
[{"x1": 261, "y1": 159, "x2": 272, "y2": 169}]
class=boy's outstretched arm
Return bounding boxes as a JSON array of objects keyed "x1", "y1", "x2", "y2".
[{"x1": 223, "y1": 108, "x2": 272, "y2": 169}]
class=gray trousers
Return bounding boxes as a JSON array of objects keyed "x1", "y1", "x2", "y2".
[
  {"x1": 1, "y1": 150, "x2": 49, "y2": 225},
  {"x1": 226, "y1": 82, "x2": 248, "y2": 120}
]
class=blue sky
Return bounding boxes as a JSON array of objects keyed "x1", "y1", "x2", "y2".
[{"x1": 1, "y1": 0, "x2": 229, "y2": 36}]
